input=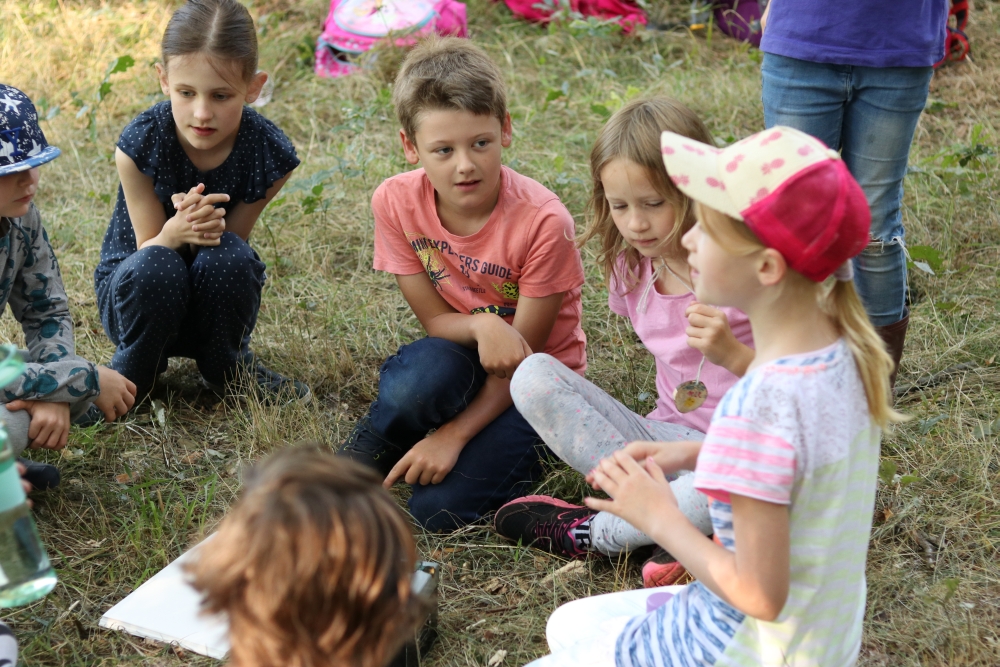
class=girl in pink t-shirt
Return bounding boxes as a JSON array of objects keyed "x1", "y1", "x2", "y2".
[{"x1": 496, "y1": 98, "x2": 754, "y2": 587}]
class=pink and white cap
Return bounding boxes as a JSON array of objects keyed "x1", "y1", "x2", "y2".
[{"x1": 660, "y1": 126, "x2": 871, "y2": 282}]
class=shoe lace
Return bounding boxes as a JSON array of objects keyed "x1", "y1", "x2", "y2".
[{"x1": 534, "y1": 514, "x2": 586, "y2": 558}]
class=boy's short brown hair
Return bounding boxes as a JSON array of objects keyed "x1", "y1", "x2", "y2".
[
  {"x1": 393, "y1": 36, "x2": 507, "y2": 143},
  {"x1": 187, "y1": 445, "x2": 421, "y2": 667}
]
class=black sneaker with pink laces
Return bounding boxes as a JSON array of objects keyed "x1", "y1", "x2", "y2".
[{"x1": 493, "y1": 495, "x2": 595, "y2": 559}]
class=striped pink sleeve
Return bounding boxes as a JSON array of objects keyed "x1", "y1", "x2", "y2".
[{"x1": 694, "y1": 416, "x2": 796, "y2": 505}]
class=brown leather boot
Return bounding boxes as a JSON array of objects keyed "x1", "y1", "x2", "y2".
[{"x1": 876, "y1": 314, "x2": 909, "y2": 391}]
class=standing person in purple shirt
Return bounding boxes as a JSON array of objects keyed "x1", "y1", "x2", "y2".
[{"x1": 759, "y1": 1, "x2": 948, "y2": 385}]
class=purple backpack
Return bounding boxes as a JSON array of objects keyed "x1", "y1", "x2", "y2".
[
  {"x1": 315, "y1": 0, "x2": 468, "y2": 79},
  {"x1": 712, "y1": 0, "x2": 766, "y2": 47}
]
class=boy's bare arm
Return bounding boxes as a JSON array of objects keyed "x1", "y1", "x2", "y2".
[
  {"x1": 422, "y1": 289, "x2": 563, "y2": 442},
  {"x1": 396, "y1": 272, "x2": 528, "y2": 377},
  {"x1": 385, "y1": 274, "x2": 564, "y2": 486}
]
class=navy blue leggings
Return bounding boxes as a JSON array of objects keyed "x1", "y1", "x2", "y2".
[
  {"x1": 95, "y1": 232, "x2": 265, "y2": 397},
  {"x1": 357, "y1": 337, "x2": 551, "y2": 532}
]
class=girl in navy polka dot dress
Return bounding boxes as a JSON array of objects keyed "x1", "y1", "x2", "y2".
[{"x1": 94, "y1": 0, "x2": 309, "y2": 403}]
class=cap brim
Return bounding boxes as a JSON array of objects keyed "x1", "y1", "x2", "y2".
[
  {"x1": 0, "y1": 146, "x2": 61, "y2": 176},
  {"x1": 660, "y1": 131, "x2": 743, "y2": 221}
]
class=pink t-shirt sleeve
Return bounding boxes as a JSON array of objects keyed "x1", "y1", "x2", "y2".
[
  {"x1": 607, "y1": 275, "x2": 629, "y2": 318},
  {"x1": 372, "y1": 181, "x2": 425, "y2": 275},
  {"x1": 607, "y1": 254, "x2": 632, "y2": 317},
  {"x1": 517, "y1": 199, "x2": 584, "y2": 298},
  {"x1": 694, "y1": 415, "x2": 797, "y2": 505}
]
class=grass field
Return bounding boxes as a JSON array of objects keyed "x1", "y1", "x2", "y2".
[{"x1": 1, "y1": 0, "x2": 998, "y2": 665}]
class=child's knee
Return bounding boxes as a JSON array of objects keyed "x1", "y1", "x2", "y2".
[
  {"x1": 121, "y1": 246, "x2": 188, "y2": 295},
  {"x1": 190, "y1": 233, "x2": 264, "y2": 286},
  {"x1": 0, "y1": 405, "x2": 31, "y2": 456},
  {"x1": 510, "y1": 353, "x2": 559, "y2": 414},
  {"x1": 407, "y1": 489, "x2": 471, "y2": 533},
  {"x1": 379, "y1": 338, "x2": 483, "y2": 413}
]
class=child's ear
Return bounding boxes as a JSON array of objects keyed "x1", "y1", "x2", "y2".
[
  {"x1": 155, "y1": 62, "x2": 170, "y2": 96},
  {"x1": 400, "y1": 129, "x2": 420, "y2": 165},
  {"x1": 245, "y1": 71, "x2": 269, "y2": 104},
  {"x1": 500, "y1": 112, "x2": 513, "y2": 148},
  {"x1": 757, "y1": 248, "x2": 787, "y2": 287}
]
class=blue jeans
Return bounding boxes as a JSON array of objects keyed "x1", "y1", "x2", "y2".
[
  {"x1": 761, "y1": 53, "x2": 933, "y2": 326},
  {"x1": 95, "y1": 232, "x2": 265, "y2": 397},
  {"x1": 351, "y1": 337, "x2": 549, "y2": 532}
]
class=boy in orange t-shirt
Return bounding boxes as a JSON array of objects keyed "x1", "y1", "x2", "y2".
[{"x1": 340, "y1": 37, "x2": 586, "y2": 532}]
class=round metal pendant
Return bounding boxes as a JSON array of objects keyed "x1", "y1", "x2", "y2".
[{"x1": 674, "y1": 380, "x2": 708, "y2": 413}]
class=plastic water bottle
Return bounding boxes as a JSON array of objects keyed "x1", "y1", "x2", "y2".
[{"x1": 0, "y1": 345, "x2": 57, "y2": 607}]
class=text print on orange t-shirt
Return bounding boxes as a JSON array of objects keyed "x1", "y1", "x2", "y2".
[{"x1": 408, "y1": 233, "x2": 519, "y2": 315}]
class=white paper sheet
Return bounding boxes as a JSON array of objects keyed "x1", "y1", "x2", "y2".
[{"x1": 99, "y1": 534, "x2": 230, "y2": 659}]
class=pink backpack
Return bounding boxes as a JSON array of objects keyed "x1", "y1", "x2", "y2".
[
  {"x1": 315, "y1": 0, "x2": 468, "y2": 79},
  {"x1": 498, "y1": 0, "x2": 646, "y2": 32}
]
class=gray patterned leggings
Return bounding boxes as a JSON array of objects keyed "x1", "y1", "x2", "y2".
[{"x1": 510, "y1": 353, "x2": 712, "y2": 556}]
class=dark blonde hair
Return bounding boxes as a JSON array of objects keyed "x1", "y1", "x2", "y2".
[
  {"x1": 187, "y1": 445, "x2": 421, "y2": 667},
  {"x1": 393, "y1": 36, "x2": 507, "y2": 143},
  {"x1": 162, "y1": 0, "x2": 258, "y2": 82},
  {"x1": 579, "y1": 97, "x2": 713, "y2": 293},
  {"x1": 696, "y1": 203, "x2": 903, "y2": 428}
]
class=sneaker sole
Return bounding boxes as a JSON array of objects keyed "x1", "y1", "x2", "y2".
[
  {"x1": 642, "y1": 561, "x2": 688, "y2": 588},
  {"x1": 496, "y1": 494, "x2": 582, "y2": 513},
  {"x1": 494, "y1": 494, "x2": 584, "y2": 531}
]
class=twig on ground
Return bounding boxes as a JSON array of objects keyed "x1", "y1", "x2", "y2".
[
  {"x1": 540, "y1": 560, "x2": 585, "y2": 585},
  {"x1": 895, "y1": 362, "x2": 978, "y2": 397}
]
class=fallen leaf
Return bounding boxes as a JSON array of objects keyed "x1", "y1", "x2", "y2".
[
  {"x1": 115, "y1": 471, "x2": 139, "y2": 484},
  {"x1": 484, "y1": 577, "x2": 508, "y2": 595},
  {"x1": 205, "y1": 448, "x2": 225, "y2": 459},
  {"x1": 180, "y1": 451, "x2": 204, "y2": 464},
  {"x1": 151, "y1": 399, "x2": 166, "y2": 427},
  {"x1": 487, "y1": 649, "x2": 507, "y2": 667}
]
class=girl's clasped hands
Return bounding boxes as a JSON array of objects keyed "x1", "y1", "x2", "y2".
[{"x1": 166, "y1": 182, "x2": 229, "y2": 249}]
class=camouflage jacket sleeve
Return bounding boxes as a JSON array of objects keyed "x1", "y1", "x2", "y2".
[{"x1": 0, "y1": 205, "x2": 100, "y2": 403}]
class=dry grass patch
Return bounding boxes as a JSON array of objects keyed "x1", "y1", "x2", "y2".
[{"x1": 0, "y1": 0, "x2": 998, "y2": 665}]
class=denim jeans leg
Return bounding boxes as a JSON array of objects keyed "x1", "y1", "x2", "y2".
[
  {"x1": 340, "y1": 337, "x2": 488, "y2": 474},
  {"x1": 843, "y1": 66, "x2": 932, "y2": 326},
  {"x1": 761, "y1": 53, "x2": 849, "y2": 151},
  {"x1": 408, "y1": 403, "x2": 548, "y2": 532}
]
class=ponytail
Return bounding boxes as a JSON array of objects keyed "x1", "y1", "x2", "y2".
[{"x1": 822, "y1": 280, "x2": 906, "y2": 428}]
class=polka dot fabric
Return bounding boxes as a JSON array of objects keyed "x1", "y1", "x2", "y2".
[
  {"x1": 93, "y1": 101, "x2": 298, "y2": 396},
  {"x1": 95, "y1": 101, "x2": 299, "y2": 284}
]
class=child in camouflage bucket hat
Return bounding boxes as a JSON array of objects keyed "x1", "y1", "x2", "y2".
[{"x1": 0, "y1": 83, "x2": 137, "y2": 489}]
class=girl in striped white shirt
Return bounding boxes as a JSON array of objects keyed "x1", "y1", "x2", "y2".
[{"x1": 528, "y1": 127, "x2": 903, "y2": 667}]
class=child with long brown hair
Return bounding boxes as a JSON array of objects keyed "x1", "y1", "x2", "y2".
[
  {"x1": 495, "y1": 98, "x2": 754, "y2": 587},
  {"x1": 188, "y1": 445, "x2": 423, "y2": 667},
  {"x1": 527, "y1": 127, "x2": 902, "y2": 667},
  {"x1": 94, "y1": 0, "x2": 308, "y2": 405}
]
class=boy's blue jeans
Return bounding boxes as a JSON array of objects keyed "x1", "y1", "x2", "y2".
[
  {"x1": 350, "y1": 337, "x2": 550, "y2": 532},
  {"x1": 761, "y1": 53, "x2": 933, "y2": 326}
]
